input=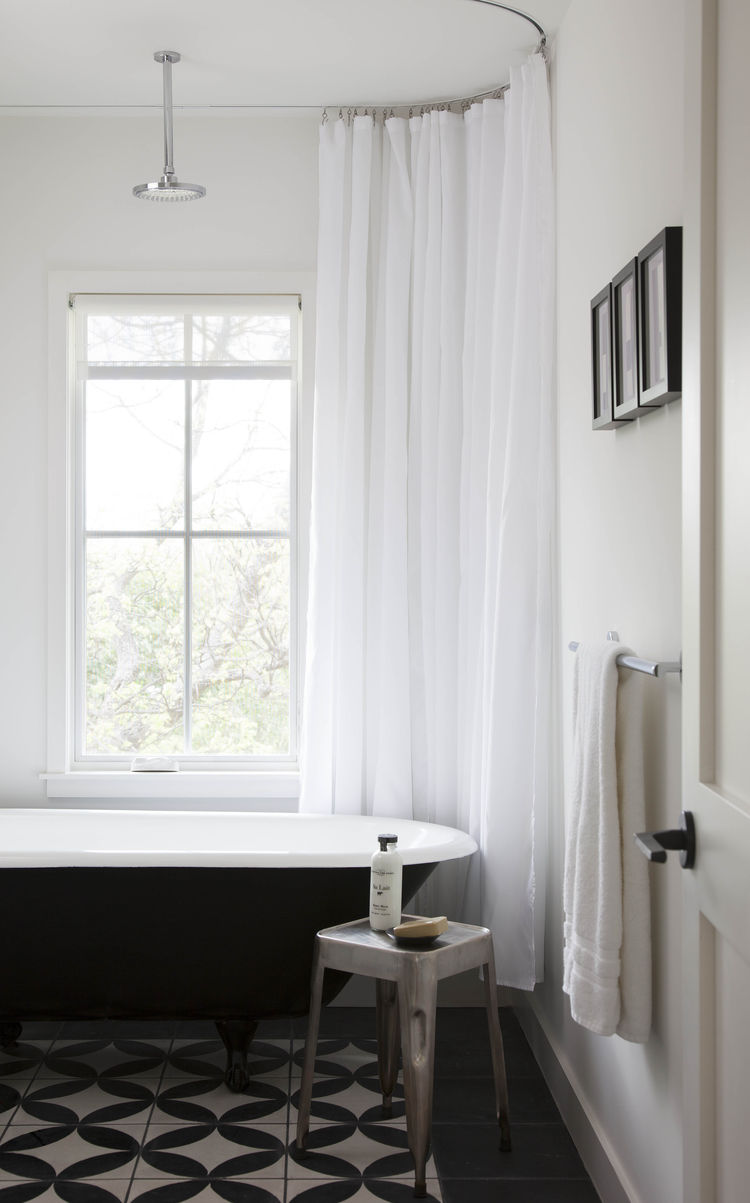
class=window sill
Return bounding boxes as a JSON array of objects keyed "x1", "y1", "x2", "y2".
[{"x1": 41, "y1": 771, "x2": 300, "y2": 801}]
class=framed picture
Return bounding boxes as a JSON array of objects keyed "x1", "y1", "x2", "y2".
[
  {"x1": 637, "y1": 226, "x2": 682, "y2": 406},
  {"x1": 591, "y1": 284, "x2": 634, "y2": 430},
  {"x1": 612, "y1": 258, "x2": 640, "y2": 418}
]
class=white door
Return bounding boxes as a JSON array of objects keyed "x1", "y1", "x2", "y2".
[{"x1": 683, "y1": 1, "x2": 750, "y2": 1200}]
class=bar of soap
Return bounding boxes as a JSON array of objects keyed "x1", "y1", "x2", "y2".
[
  {"x1": 393, "y1": 916, "x2": 448, "y2": 939},
  {"x1": 130, "y1": 757, "x2": 180, "y2": 772}
]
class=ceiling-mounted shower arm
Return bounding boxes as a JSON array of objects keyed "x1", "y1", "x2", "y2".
[
  {"x1": 133, "y1": 49, "x2": 205, "y2": 201},
  {"x1": 156, "y1": 51, "x2": 179, "y2": 180}
]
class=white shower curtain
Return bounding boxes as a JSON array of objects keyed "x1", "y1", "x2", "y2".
[{"x1": 300, "y1": 55, "x2": 554, "y2": 990}]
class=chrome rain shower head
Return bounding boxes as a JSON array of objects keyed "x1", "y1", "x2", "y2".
[{"x1": 133, "y1": 51, "x2": 206, "y2": 202}]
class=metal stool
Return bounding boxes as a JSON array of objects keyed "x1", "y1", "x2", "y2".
[{"x1": 296, "y1": 915, "x2": 512, "y2": 1198}]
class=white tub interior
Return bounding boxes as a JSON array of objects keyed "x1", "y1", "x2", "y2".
[{"x1": 0, "y1": 809, "x2": 477, "y2": 868}]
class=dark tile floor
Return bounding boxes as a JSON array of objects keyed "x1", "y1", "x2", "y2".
[{"x1": 0, "y1": 1009, "x2": 600, "y2": 1203}]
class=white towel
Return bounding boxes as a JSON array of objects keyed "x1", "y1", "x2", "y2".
[{"x1": 563, "y1": 641, "x2": 651, "y2": 1042}]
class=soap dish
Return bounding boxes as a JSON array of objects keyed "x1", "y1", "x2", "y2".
[{"x1": 391, "y1": 915, "x2": 448, "y2": 946}]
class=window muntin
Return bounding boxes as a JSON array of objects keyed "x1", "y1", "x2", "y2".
[{"x1": 74, "y1": 296, "x2": 298, "y2": 762}]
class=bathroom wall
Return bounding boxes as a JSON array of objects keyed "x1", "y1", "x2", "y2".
[
  {"x1": 0, "y1": 113, "x2": 319, "y2": 804},
  {"x1": 521, "y1": 2, "x2": 686, "y2": 1202}
]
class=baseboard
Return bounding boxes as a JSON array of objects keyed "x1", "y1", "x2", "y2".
[{"x1": 515, "y1": 999, "x2": 639, "y2": 1203}]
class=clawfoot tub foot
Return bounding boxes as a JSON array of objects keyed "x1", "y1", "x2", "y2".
[
  {"x1": 216, "y1": 1019, "x2": 258, "y2": 1092},
  {"x1": 0, "y1": 1022, "x2": 22, "y2": 1049}
]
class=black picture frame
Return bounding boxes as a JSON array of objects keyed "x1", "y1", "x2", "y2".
[
  {"x1": 591, "y1": 284, "x2": 633, "y2": 430},
  {"x1": 612, "y1": 258, "x2": 641, "y2": 419},
  {"x1": 637, "y1": 226, "x2": 682, "y2": 406}
]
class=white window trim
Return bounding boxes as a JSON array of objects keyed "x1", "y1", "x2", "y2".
[{"x1": 46, "y1": 270, "x2": 315, "y2": 802}]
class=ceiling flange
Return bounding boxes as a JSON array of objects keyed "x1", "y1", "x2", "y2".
[{"x1": 154, "y1": 51, "x2": 181, "y2": 65}]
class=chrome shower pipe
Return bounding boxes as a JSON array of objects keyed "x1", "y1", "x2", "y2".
[
  {"x1": 133, "y1": 50, "x2": 205, "y2": 200},
  {"x1": 157, "y1": 51, "x2": 179, "y2": 179}
]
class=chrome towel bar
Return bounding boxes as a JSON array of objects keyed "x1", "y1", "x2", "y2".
[{"x1": 568, "y1": 632, "x2": 682, "y2": 678}]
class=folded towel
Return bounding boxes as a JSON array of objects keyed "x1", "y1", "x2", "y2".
[{"x1": 563, "y1": 641, "x2": 651, "y2": 1042}]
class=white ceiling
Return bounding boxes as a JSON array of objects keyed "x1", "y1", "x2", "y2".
[{"x1": 1, "y1": 0, "x2": 571, "y2": 113}]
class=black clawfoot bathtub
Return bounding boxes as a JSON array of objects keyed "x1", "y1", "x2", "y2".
[{"x1": 0, "y1": 810, "x2": 476, "y2": 1090}]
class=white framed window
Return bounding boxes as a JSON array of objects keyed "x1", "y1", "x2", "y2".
[{"x1": 45, "y1": 272, "x2": 315, "y2": 801}]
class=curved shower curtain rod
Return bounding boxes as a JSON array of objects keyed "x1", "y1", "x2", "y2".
[
  {"x1": 469, "y1": 1, "x2": 546, "y2": 45},
  {"x1": 323, "y1": 1, "x2": 548, "y2": 116}
]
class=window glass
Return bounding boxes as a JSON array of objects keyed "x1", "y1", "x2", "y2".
[
  {"x1": 191, "y1": 380, "x2": 290, "y2": 531},
  {"x1": 85, "y1": 381, "x2": 184, "y2": 531},
  {"x1": 191, "y1": 538, "x2": 290, "y2": 754},
  {"x1": 192, "y1": 314, "x2": 291, "y2": 364},
  {"x1": 76, "y1": 297, "x2": 297, "y2": 760},
  {"x1": 85, "y1": 538, "x2": 184, "y2": 754},
  {"x1": 87, "y1": 314, "x2": 184, "y2": 364}
]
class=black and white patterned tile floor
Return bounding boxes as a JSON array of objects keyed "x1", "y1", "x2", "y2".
[{"x1": 0, "y1": 1010, "x2": 600, "y2": 1203}]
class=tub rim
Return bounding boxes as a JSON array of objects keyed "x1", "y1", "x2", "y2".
[{"x1": 0, "y1": 808, "x2": 478, "y2": 868}]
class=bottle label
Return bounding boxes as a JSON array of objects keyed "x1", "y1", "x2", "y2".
[{"x1": 371, "y1": 869, "x2": 395, "y2": 914}]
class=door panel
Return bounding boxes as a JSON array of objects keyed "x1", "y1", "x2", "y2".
[
  {"x1": 715, "y1": 0, "x2": 750, "y2": 806},
  {"x1": 715, "y1": 935, "x2": 750, "y2": 1203},
  {"x1": 683, "y1": 1, "x2": 750, "y2": 1200}
]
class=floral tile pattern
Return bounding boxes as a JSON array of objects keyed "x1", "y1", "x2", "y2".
[
  {"x1": 288, "y1": 1120, "x2": 436, "y2": 1182},
  {"x1": 287, "y1": 1181, "x2": 442, "y2": 1201},
  {"x1": 135, "y1": 1124, "x2": 287, "y2": 1182},
  {"x1": 162, "y1": 1046, "x2": 289, "y2": 1085},
  {"x1": 0, "y1": 1045, "x2": 52, "y2": 1084},
  {"x1": 0, "y1": 1011, "x2": 598, "y2": 1202},
  {"x1": 129, "y1": 1181, "x2": 284, "y2": 1203},
  {"x1": 0, "y1": 1123, "x2": 147, "y2": 1181},
  {"x1": 14, "y1": 1082, "x2": 161, "y2": 1128},
  {"x1": 0, "y1": 1180, "x2": 132, "y2": 1201}
]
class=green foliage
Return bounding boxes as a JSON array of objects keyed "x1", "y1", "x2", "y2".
[{"x1": 83, "y1": 310, "x2": 293, "y2": 758}]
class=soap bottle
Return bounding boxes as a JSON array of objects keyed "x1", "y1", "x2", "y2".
[{"x1": 369, "y1": 834, "x2": 403, "y2": 931}]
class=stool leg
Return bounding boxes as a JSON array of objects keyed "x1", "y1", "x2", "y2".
[
  {"x1": 376, "y1": 978, "x2": 399, "y2": 1117},
  {"x1": 296, "y1": 941, "x2": 325, "y2": 1153},
  {"x1": 398, "y1": 960, "x2": 438, "y2": 1198},
  {"x1": 483, "y1": 942, "x2": 512, "y2": 1151}
]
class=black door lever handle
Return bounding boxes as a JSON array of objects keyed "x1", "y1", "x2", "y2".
[{"x1": 634, "y1": 810, "x2": 695, "y2": 869}]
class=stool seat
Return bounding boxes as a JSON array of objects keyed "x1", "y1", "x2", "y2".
[{"x1": 295, "y1": 916, "x2": 512, "y2": 1198}]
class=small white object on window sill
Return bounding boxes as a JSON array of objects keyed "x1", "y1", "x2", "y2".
[{"x1": 130, "y1": 757, "x2": 180, "y2": 773}]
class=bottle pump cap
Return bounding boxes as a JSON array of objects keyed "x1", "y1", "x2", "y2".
[{"x1": 378, "y1": 834, "x2": 398, "y2": 851}]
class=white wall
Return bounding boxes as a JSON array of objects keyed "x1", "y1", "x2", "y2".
[
  {"x1": 0, "y1": 113, "x2": 319, "y2": 803},
  {"x1": 522, "y1": 3, "x2": 686, "y2": 1202}
]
